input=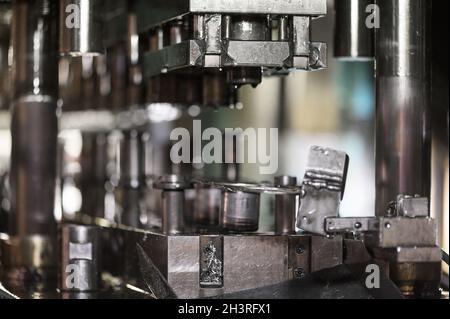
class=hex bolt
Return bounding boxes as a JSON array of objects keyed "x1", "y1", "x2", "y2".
[{"x1": 154, "y1": 175, "x2": 191, "y2": 235}]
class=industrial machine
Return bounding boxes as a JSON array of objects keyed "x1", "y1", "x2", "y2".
[{"x1": 0, "y1": 0, "x2": 448, "y2": 300}]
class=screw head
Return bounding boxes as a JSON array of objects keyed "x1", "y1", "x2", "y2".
[
  {"x1": 296, "y1": 245, "x2": 306, "y2": 255},
  {"x1": 294, "y1": 267, "x2": 306, "y2": 279}
]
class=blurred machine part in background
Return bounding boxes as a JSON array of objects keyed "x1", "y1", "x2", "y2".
[{"x1": 0, "y1": 0, "x2": 448, "y2": 299}]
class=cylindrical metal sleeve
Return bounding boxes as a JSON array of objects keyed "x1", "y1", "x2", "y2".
[
  {"x1": 118, "y1": 130, "x2": 144, "y2": 188},
  {"x1": 162, "y1": 191, "x2": 185, "y2": 235},
  {"x1": 221, "y1": 191, "x2": 260, "y2": 232},
  {"x1": 59, "y1": 0, "x2": 103, "y2": 56},
  {"x1": 334, "y1": 0, "x2": 374, "y2": 60},
  {"x1": 10, "y1": 98, "x2": 58, "y2": 237},
  {"x1": 274, "y1": 176, "x2": 297, "y2": 235},
  {"x1": 60, "y1": 224, "x2": 100, "y2": 292},
  {"x1": 375, "y1": 0, "x2": 431, "y2": 215},
  {"x1": 194, "y1": 187, "x2": 221, "y2": 227}
]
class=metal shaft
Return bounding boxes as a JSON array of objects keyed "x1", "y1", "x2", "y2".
[
  {"x1": 10, "y1": 0, "x2": 59, "y2": 237},
  {"x1": 334, "y1": 0, "x2": 374, "y2": 60},
  {"x1": 116, "y1": 130, "x2": 144, "y2": 227},
  {"x1": 375, "y1": 0, "x2": 431, "y2": 215},
  {"x1": 59, "y1": 0, "x2": 103, "y2": 56},
  {"x1": 162, "y1": 190, "x2": 185, "y2": 235},
  {"x1": 154, "y1": 175, "x2": 190, "y2": 235}
]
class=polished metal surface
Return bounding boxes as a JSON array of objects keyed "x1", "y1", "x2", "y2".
[
  {"x1": 334, "y1": 0, "x2": 374, "y2": 60},
  {"x1": 154, "y1": 175, "x2": 190, "y2": 235},
  {"x1": 221, "y1": 191, "x2": 260, "y2": 232},
  {"x1": 193, "y1": 185, "x2": 221, "y2": 227},
  {"x1": 10, "y1": 98, "x2": 58, "y2": 236},
  {"x1": 79, "y1": 132, "x2": 108, "y2": 218},
  {"x1": 59, "y1": 0, "x2": 104, "y2": 56},
  {"x1": 396, "y1": 195, "x2": 429, "y2": 218},
  {"x1": 375, "y1": 0, "x2": 431, "y2": 215},
  {"x1": 115, "y1": 130, "x2": 145, "y2": 227},
  {"x1": 228, "y1": 15, "x2": 270, "y2": 41}
]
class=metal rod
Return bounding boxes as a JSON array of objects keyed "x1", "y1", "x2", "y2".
[
  {"x1": 334, "y1": 0, "x2": 374, "y2": 60},
  {"x1": 10, "y1": 0, "x2": 59, "y2": 237},
  {"x1": 375, "y1": 0, "x2": 431, "y2": 215},
  {"x1": 59, "y1": 0, "x2": 103, "y2": 56}
]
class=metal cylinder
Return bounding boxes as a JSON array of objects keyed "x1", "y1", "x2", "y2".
[
  {"x1": 228, "y1": 15, "x2": 271, "y2": 41},
  {"x1": 334, "y1": 0, "x2": 374, "y2": 60},
  {"x1": 59, "y1": 0, "x2": 103, "y2": 56},
  {"x1": 115, "y1": 130, "x2": 144, "y2": 227},
  {"x1": 278, "y1": 16, "x2": 289, "y2": 41},
  {"x1": 10, "y1": 0, "x2": 59, "y2": 237},
  {"x1": 154, "y1": 175, "x2": 190, "y2": 235},
  {"x1": 274, "y1": 176, "x2": 298, "y2": 235},
  {"x1": 193, "y1": 185, "x2": 221, "y2": 227},
  {"x1": 202, "y1": 73, "x2": 232, "y2": 108},
  {"x1": 80, "y1": 132, "x2": 108, "y2": 218},
  {"x1": 375, "y1": 0, "x2": 431, "y2": 215},
  {"x1": 60, "y1": 224, "x2": 100, "y2": 292},
  {"x1": 11, "y1": 0, "x2": 59, "y2": 99},
  {"x1": 118, "y1": 130, "x2": 144, "y2": 188},
  {"x1": 161, "y1": 190, "x2": 185, "y2": 235},
  {"x1": 221, "y1": 191, "x2": 260, "y2": 232}
]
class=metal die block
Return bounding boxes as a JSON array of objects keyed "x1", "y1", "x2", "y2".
[
  {"x1": 366, "y1": 217, "x2": 437, "y2": 248},
  {"x1": 310, "y1": 235, "x2": 343, "y2": 272},
  {"x1": 222, "y1": 235, "x2": 288, "y2": 294},
  {"x1": 143, "y1": 40, "x2": 205, "y2": 78},
  {"x1": 372, "y1": 246, "x2": 442, "y2": 263}
]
